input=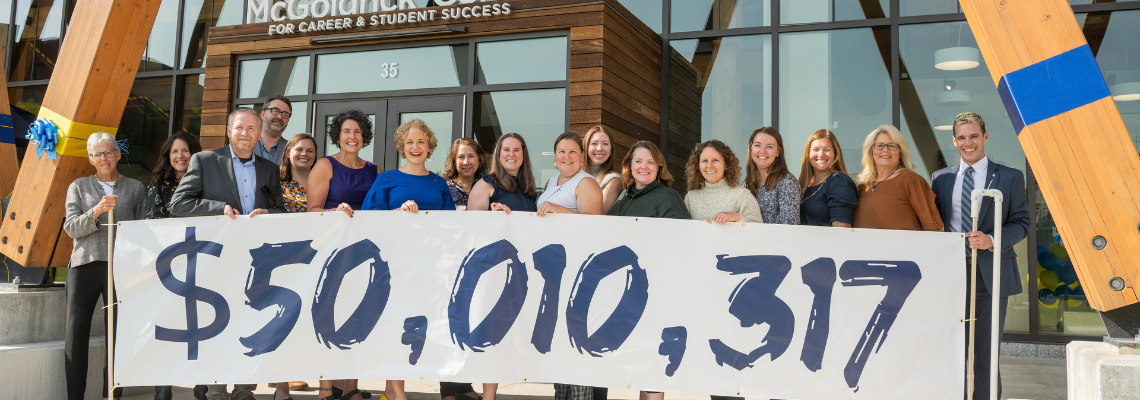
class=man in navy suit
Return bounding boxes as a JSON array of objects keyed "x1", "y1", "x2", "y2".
[{"x1": 931, "y1": 112, "x2": 1030, "y2": 400}]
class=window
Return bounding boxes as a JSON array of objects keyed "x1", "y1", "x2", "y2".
[
  {"x1": 474, "y1": 89, "x2": 568, "y2": 189},
  {"x1": 476, "y1": 37, "x2": 567, "y2": 85},
  {"x1": 667, "y1": 35, "x2": 772, "y2": 181},
  {"x1": 781, "y1": 0, "x2": 889, "y2": 25},
  {"x1": 671, "y1": 0, "x2": 771, "y2": 32},
  {"x1": 315, "y1": 45, "x2": 468, "y2": 94},
  {"x1": 240, "y1": 56, "x2": 311, "y2": 98},
  {"x1": 779, "y1": 27, "x2": 891, "y2": 175}
]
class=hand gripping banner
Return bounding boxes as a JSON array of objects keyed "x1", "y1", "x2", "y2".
[{"x1": 113, "y1": 211, "x2": 966, "y2": 400}]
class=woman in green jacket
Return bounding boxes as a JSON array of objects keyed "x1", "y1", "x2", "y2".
[
  {"x1": 606, "y1": 140, "x2": 684, "y2": 400},
  {"x1": 608, "y1": 140, "x2": 689, "y2": 219}
]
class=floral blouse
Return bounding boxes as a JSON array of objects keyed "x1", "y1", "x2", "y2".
[
  {"x1": 144, "y1": 179, "x2": 178, "y2": 219},
  {"x1": 751, "y1": 173, "x2": 802, "y2": 225},
  {"x1": 447, "y1": 175, "x2": 483, "y2": 208},
  {"x1": 282, "y1": 179, "x2": 307, "y2": 213}
]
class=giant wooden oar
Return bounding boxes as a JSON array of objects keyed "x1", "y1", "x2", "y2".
[
  {"x1": 0, "y1": 59, "x2": 16, "y2": 220},
  {"x1": 960, "y1": 1, "x2": 1140, "y2": 321},
  {"x1": 0, "y1": 0, "x2": 162, "y2": 267}
]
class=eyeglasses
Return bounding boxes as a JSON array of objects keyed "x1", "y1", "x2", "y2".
[
  {"x1": 873, "y1": 143, "x2": 900, "y2": 152},
  {"x1": 265, "y1": 107, "x2": 292, "y2": 119},
  {"x1": 89, "y1": 150, "x2": 117, "y2": 159}
]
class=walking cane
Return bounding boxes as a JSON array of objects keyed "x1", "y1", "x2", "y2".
[
  {"x1": 106, "y1": 209, "x2": 117, "y2": 398},
  {"x1": 965, "y1": 188, "x2": 1003, "y2": 400}
]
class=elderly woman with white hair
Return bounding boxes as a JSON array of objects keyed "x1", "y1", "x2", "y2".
[
  {"x1": 62, "y1": 131, "x2": 145, "y2": 400},
  {"x1": 851, "y1": 124, "x2": 943, "y2": 231}
]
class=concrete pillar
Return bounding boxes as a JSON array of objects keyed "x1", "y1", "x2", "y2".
[{"x1": 1067, "y1": 341, "x2": 1140, "y2": 400}]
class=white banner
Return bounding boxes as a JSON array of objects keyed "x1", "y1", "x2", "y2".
[{"x1": 113, "y1": 211, "x2": 965, "y2": 400}]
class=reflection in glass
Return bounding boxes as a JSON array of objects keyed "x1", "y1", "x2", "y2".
[
  {"x1": 316, "y1": 45, "x2": 467, "y2": 94},
  {"x1": 1070, "y1": 0, "x2": 1138, "y2": 4},
  {"x1": 177, "y1": 75, "x2": 205, "y2": 135},
  {"x1": 671, "y1": 0, "x2": 769, "y2": 32},
  {"x1": 474, "y1": 89, "x2": 567, "y2": 189},
  {"x1": 898, "y1": 22, "x2": 1026, "y2": 180},
  {"x1": 324, "y1": 113, "x2": 377, "y2": 163},
  {"x1": 667, "y1": 35, "x2": 771, "y2": 188},
  {"x1": 900, "y1": 0, "x2": 957, "y2": 16},
  {"x1": 618, "y1": 0, "x2": 662, "y2": 33},
  {"x1": 11, "y1": 0, "x2": 65, "y2": 81},
  {"x1": 281, "y1": 101, "x2": 308, "y2": 141},
  {"x1": 1034, "y1": 184, "x2": 1107, "y2": 336},
  {"x1": 139, "y1": 0, "x2": 178, "y2": 71},
  {"x1": 1084, "y1": 10, "x2": 1140, "y2": 149},
  {"x1": 181, "y1": 0, "x2": 213, "y2": 68},
  {"x1": 781, "y1": 0, "x2": 889, "y2": 25},
  {"x1": 216, "y1": 0, "x2": 244, "y2": 26},
  {"x1": 779, "y1": 28, "x2": 890, "y2": 175},
  {"x1": 118, "y1": 77, "x2": 173, "y2": 184},
  {"x1": 476, "y1": 37, "x2": 567, "y2": 85},
  {"x1": 240, "y1": 56, "x2": 310, "y2": 98},
  {"x1": 398, "y1": 111, "x2": 453, "y2": 175},
  {"x1": 1008, "y1": 238, "x2": 1031, "y2": 334},
  {"x1": 0, "y1": 0, "x2": 11, "y2": 69}
]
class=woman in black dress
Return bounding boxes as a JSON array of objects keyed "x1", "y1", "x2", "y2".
[{"x1": 797, "y1": 129, "x2": 858, "y2": 227}]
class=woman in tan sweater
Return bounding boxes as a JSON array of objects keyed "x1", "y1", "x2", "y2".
[
  {"x1": 683, "y1": 140, "x2": 763, "y2": 224},
  {"x1": 852, "y1": 124, "x2": 943, "y2": 231}
]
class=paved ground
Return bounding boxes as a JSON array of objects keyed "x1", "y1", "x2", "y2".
[{"x1": 120, "y1": 356, "x2": 1067, "y2": 400}]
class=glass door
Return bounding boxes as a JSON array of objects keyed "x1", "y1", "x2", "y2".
[{"x1": 314, "y1": 96, "x2": 464, "y2": 172}]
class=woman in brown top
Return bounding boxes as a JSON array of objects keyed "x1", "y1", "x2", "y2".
[{"x1": 852, "y1": 124, "x2": 943, "y2": 231}]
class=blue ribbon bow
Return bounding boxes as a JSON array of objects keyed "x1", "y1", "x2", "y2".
[
  {"x1": 23, "y1": 118, "x2": 128, "y2": 159},
  {"x1": 25, "y1": 119, "x2": 60, "y2": 160}
]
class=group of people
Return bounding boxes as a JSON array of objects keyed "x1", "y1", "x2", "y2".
[{"x1": 62, "y1": 94, "x2": 1029, "y2": 400}]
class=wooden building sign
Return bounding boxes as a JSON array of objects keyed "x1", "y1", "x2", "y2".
[{"x1": 204, "y1": 0, "x2": 662, "y2": 158}]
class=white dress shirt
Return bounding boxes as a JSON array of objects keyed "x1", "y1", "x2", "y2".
[
  {"x1": 951, "y1": 156, "x2": 989, "y2": 233},
  {"x1": 229, "y1": 145, "x2": 258, "y2": 214}
]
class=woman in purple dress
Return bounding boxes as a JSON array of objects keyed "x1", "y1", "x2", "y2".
[
  {"x1": 307, "y1": 109, "x2": 381, "y2": 217},
  {"x1": 306, "y1": 110, "x2": 381, "y2": 400}
]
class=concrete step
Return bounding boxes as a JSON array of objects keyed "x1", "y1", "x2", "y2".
[
  {"x1": 0, "y1": 290, "x2": 105, "y2": 346},
  {"x1": 0, "y1": 337, "x2": 127, "y2": 400}
]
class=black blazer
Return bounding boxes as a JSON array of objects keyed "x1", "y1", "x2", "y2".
[
  {"x1": 170, "y1": 147, "x2": 285, "y2": 217},
  {"x1": 931, "y1": 160, "x2": 1031, "y2": 297}
]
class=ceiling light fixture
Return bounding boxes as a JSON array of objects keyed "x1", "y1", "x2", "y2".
[
  {"x1": 937, "y1": 78, "x2": 970, "y2": 106},
  {"x1": 935, "y1": 25, "x2": 981, "y2": 71},
  {"x1": 1111, "y1": 82, "x2": 1140, "y2": 101}
]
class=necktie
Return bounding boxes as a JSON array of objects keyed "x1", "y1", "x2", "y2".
[{"x1": 961, "y1": 166, "x2": 975, "y2": 233}]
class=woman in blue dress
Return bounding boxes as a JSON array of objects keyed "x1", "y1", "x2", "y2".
[{"x1": 363, "y1": 118, "x2": 455, "y2": 212}]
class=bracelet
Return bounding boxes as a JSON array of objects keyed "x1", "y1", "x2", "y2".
[{"x1": 84, "y1": 209, "x2": 98, "y2": 223}]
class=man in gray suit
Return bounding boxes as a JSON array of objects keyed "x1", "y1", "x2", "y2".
[
  {"x1": 170, "y1": 107, "x2": 283, "y2": 400},
  {"x1": 172, "y1": 107, "x2": 284, "y2": 219},
  {"x1": 931, "y1": 112, "x2": 1030, "y2": 400}
]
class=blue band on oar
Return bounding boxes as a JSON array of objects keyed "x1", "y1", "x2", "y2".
[
  {"x1": 997, "y1": 45, "x2": 1111, "y2": 134},
  {"x1": 0, "y1": 112, "x2": 12, "y2": 144},
  {"x1": 0, "y1": 113, "x2": 13, "y2": 144}
]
